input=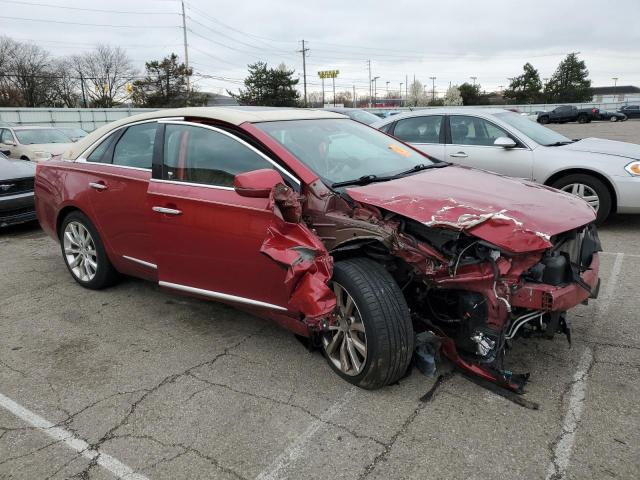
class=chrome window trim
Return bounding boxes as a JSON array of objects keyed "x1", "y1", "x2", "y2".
[
  {"x1": 76, "y1": 162, "x2": 152, "y2": 172},
  {"x1": 448, "y1": 114, "x2": 532, "y2": 150},
  {"x1": 76, "y1": 117, "x2": 184, "y2": 163},
  {"x1": 149, "y1": 178, "x2": 235, "y2": 191},
  {"x1": 159, "y1": 120, "x2": 301, "y2": 187},
  {"x1": 159, "y1": 281, "x2": 288, "y2": 311},
  {"x1": 122, "y1": 255, "x2": 157, "y2": 269}
]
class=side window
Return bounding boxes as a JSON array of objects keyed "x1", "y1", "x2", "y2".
[
  {"x1": 87, "y1": 134, "x2": 115, "y2": 163},
  {"x1": 0, "y1": 129, "x2": 13, "y2": 143},
  {"x1": 112, "y1": 123, "x2": 157, "y2": 169},
  {"x1": 163, "y1": 124, "x2": 274, "y2": 187},
  {"x1": 393, "y1": 116, "x2": 442, "y2": 143},
  {"x1": 450, "y1": 116, "x2": 510, "y2": 147},
  {"x1": 379, "y1": 122, "x2": 394, "y2": 134}
]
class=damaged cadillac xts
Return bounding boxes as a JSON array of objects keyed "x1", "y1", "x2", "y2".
[{"x1": 34, "y1": 107, "x2": 601, "y2": 392}]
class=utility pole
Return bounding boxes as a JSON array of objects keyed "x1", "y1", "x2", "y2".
[
  {"x1": 372, "y1": 76, "x2": 380, "y2": 106},
  {"x1": 299, "y1": 40, "x2": 309, "y2": 106},
  {"x1": 429, "y1": 76, "x2": 436, "y2": 102},
  {"x1": 180, "y1": 0, "x2": 190, "y2": 104},
  {"x1": 353, "y1": 85, "x2": 356, "y2": 108},
  {"x1": 399, "y1": 82, "x2": 403, "y2": 107},
  {"x1": 79, "y1": 72, "x2": 87, "y2": 108},
  {"x1": 367, "y1": 60, "x2": 372, "y2": 108}
]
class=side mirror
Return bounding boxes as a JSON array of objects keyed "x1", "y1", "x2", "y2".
[
  {"x1": 233, "y1": 168, "x2": 284, "y2": 198},
  {"x1": 494, "y1": 136, "x2": 517, "y2": 148}
]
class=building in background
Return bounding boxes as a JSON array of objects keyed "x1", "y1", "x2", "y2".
[{"x1": 592, "y1": 85, "x2": 640, "y2": 104}]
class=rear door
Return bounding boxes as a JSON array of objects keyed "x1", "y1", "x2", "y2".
[
  {"x1": 444, "y1": 114, "x2": 533, "y2": 178},
  {"x1": 389, "y1": 115, "x2": 445, "y2": 160},
  {"x1": 148, "y1": 121, "x2": 298, "y2": 312},
  {"x1": 80, "y1": 121, "x2": 157, "y2": 277}
]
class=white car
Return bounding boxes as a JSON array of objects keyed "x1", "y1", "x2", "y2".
[
  {"x1": 0, "y1": 125, "x2": 72, "y2": 162},
  {"x1": 373, "y1": 108, "x2": 640, "y2": 223}
]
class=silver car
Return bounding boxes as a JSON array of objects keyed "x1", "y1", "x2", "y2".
[{"x1": 373, "y1": 108, "x2": 640, "y2": 223}]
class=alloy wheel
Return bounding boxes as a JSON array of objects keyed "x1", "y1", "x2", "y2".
[
  {"x1": 561, "y1": 183, "x2": 600, "y2": 211},
  {"x1": 322, "y1": 282, "x2": 367, "y2": 376},
  {"x1": 63, "y1": 221, "x2": 98, "y2": 282}
]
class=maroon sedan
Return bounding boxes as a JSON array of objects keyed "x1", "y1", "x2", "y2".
[{"x1": 35, "y1": 107, "x2": 600, "y2": 391}]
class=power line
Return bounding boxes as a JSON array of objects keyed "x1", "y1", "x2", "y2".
[
  {"x1": 0, "y1": 0, "x2": 178, "y2": 14},
  {"x1": 0, "y1": 16, "x2": 180, "y2": 28}
]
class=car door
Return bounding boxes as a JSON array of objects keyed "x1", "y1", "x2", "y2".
[
  {"x1": 147, "y1": 120, "x2": 297, "y2": 312},
  {"x1": 389, "y1": 115, "x2": 445, "y2": 160},
  {"x1": 79, "y1": 121, "x2": 156, "y2": 278},
  {"x1": 444, "y1": 115, "x2": 533, "y2": 179}
]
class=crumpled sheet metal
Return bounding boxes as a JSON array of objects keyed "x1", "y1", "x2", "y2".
[{"x1": 261, "y1": 183, "x2": 336, "y2": 323}]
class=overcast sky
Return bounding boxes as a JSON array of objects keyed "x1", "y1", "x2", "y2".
[{"x1": 2, "y1": 0, "x2": 640, "y2": 98}]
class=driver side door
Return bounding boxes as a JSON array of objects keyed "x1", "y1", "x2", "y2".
[{"x1": 444, "y1": 115, "x2": 533, "y2": 179}]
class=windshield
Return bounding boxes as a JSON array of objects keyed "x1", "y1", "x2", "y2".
[
  {"x1": 344, "y1": 110, "x2": 381, "y2": 125},
  {"x1": 495, "y1": 112, "x2": 571, "y2": 146},
  {"x1": 255, "y1": 119, "x2": 434, "y2": 185},
  {"x1": 14, "y1": 128, "x2": 70, "y2": 145},
  {"x1": 58, "y1": 128, "x2": 87, "y2": 138}
]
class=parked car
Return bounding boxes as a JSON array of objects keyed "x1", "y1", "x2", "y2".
[
  {"x1": 323, "y1": 107, "x2": 381, "y2": 125},
  {"x1": 35, "y1": 107, "x2": 600, "y2": 392},
  {"x1": 536, "y1": 105, "x2": 599, "y2": 124},
  {"x1": 598, "y1": 110, "x2": 627, "y2": 122},
  {"x1": 618, "y1": 105, "x2": 640, "y2": 119},
  {"x1": 0, "y1": 151, "x2": 36, "y2": 227},
  {"x1": 0, "y1": 125, "x2": 72, "y2": 161},
  {"x1": 373, "y1": 108, "x2": 640, "y2": 223},
  {"x1": 57, "y1": 127, "x2": 89, "y2": 142}
]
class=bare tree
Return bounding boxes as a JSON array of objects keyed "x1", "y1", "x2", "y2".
[
  {"x1": 50, "y1": 57, "x2": 80, "y2": 107},
  {"x1": 72, "y1": 45, "x2": 136, "y2": 107},
  {"x1": 2, "y1": 39, "x2": 55, "y2": 107}
]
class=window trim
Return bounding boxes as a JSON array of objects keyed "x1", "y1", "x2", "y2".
[
  {"x1": 445, "y1": 114, "x2": 530, "y2": 150},
  {"x1": 155, "y1": 120, "x2": 301, "y2": 188},
  {"x1": 76, "y1": 117, "x2": 184, "y2": 170},
  {"x1": 391, "y1": 115, "x2": 445, "y2": 145}
]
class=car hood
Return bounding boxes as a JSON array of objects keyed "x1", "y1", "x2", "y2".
[
  {"x1": 560, "y1": 137, "x2": 640, "y2": 160},
  {"x1": 0, "y1": 156, "x2": 36, "y2": 180},
  {"x1": 346, "y1": 166, "x2": 595, "y2": 253},
  {"x1": 22, "y1": 143, "x2": 72, "y2": 155}
]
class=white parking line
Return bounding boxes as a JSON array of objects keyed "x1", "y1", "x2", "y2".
[
  {"x1": 544, "y1": 252, "x2": 624, "y2": 480},
  {"x1": 0, "y1": 392, "x2": 149, "y2": 480},
  {"x1": 255, "y1": 388, "x2": 356, "y2": 480}
]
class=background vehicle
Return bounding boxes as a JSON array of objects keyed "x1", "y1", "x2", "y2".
[
  {"x1": 323, "y1": 107, "x2": 381, "y2": 125},
  {"x1": 598, "y1": 110, "x2": 627, "y2": 122},
  {"x1": 536, "y1": 105, "x2": 599, "y2": 124},
  {"x1": 618, "y1": 105, "x2": 640, "y2": 119},
  {"x1": 35, "y1": 107, "x2": 599, "y2": 392},
  {"x1": 0, "y1": 125, "x2": 71, "y2": 161},
  {"x1": 374, "y1": 108, "x2": 640, "y2": 223},
  {"x1": 57, "y1": 127, "x2": 89, "y2": 142},
  {"x1": 0, "y1": 151, "x2": 36, "y2": 227}
]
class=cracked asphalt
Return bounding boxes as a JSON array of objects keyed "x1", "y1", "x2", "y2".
[{"x1": 1, "y1": 121, "x2": 639, "y2": 480}]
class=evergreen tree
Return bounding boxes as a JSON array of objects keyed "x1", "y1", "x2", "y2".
[
  {"x1": 544, "y1": 53, "x2": 592, "y2": 103},
  {"x1": 458, "y1": 82, "x2": 482, "y2": 105},
  {"x1": 230, "y1": 61, "x2": 299, "y2": 106},
  {"x1": 504, "y1": 62, "x2": 542, "y2": 104}
]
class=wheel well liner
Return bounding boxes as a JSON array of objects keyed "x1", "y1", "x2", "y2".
[{"x1": 544, "y1": 168, "x2": 617, "y2": 213}]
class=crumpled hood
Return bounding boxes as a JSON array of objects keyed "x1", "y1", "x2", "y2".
[
  {"x1": 346, "y1": 166, "x2": 595, "y2": 253},
  {"x1": 559, "y1": 137, "x2": 640, "y2": 160}
]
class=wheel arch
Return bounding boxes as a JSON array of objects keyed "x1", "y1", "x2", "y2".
[{"x1": 543, "y1": 168, "x2": 618, "y2": 213}]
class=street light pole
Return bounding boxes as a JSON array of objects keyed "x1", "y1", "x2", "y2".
[
  {"x1": 612, "y1": 77, "x2": 619, "y2": 101},
  {"x1": 372, "y1": 76, "x2": 380, "y2": 106},
  {"x1": 399, "y1": 82, "x2": 403, "y2": 107},
  {"x1": 429, "y1": 76, "x2": 436, "y2": 102}
]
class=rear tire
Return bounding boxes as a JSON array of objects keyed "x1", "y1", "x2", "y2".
[
  {"x1": 60, "y1": 211, "x2": 119, "y2": 289},
  {"x1": 577, "y1": 114, "x2": 588, "y2": 124},
  {"x1": 538, "y1": 116, "x2": 549, "y2": 124},
  {"x1": 321, "y1": 258, "x2": 414, "y2": 389},
  {"x1": 552, "y1": 173, "x2": 612, "y2": 224},
  {"x1": 610, "y1": 116, "x2": 618, "y2": 122}
]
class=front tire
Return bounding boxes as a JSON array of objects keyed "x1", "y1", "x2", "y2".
[
  {"x1": 610, "y1": 116, "x2": 618, "y2": 122},
  {"x1": 552, "y1": 174, "x2": 612, "y2": 224},
  {"x1": 60, "y1": 211, "x2": 118, "y2": 289},
  {"x1": 538, "y1": 116, "x2": 549, "y2": 124},
  {"x1": 577, "y1": 114, "x2": 588, "y2": 124},
  {"x1": 321, "y1": 258, "x2": 414, "y2": 389}
]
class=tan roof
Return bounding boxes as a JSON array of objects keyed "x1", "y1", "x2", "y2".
[{"x1": 67, "y1": 106, "x2": 345, "y2": 160}]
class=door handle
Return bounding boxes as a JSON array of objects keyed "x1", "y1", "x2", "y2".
[
  {"x1": 152, "y1": 206, "x2": 182, "y2": 216},
  {"x1": 89, "y1": 182, "x2": 107, "y2": 190},
  {"x1": 449, "y1": 152, "x2": 468, "y2": 158}
]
